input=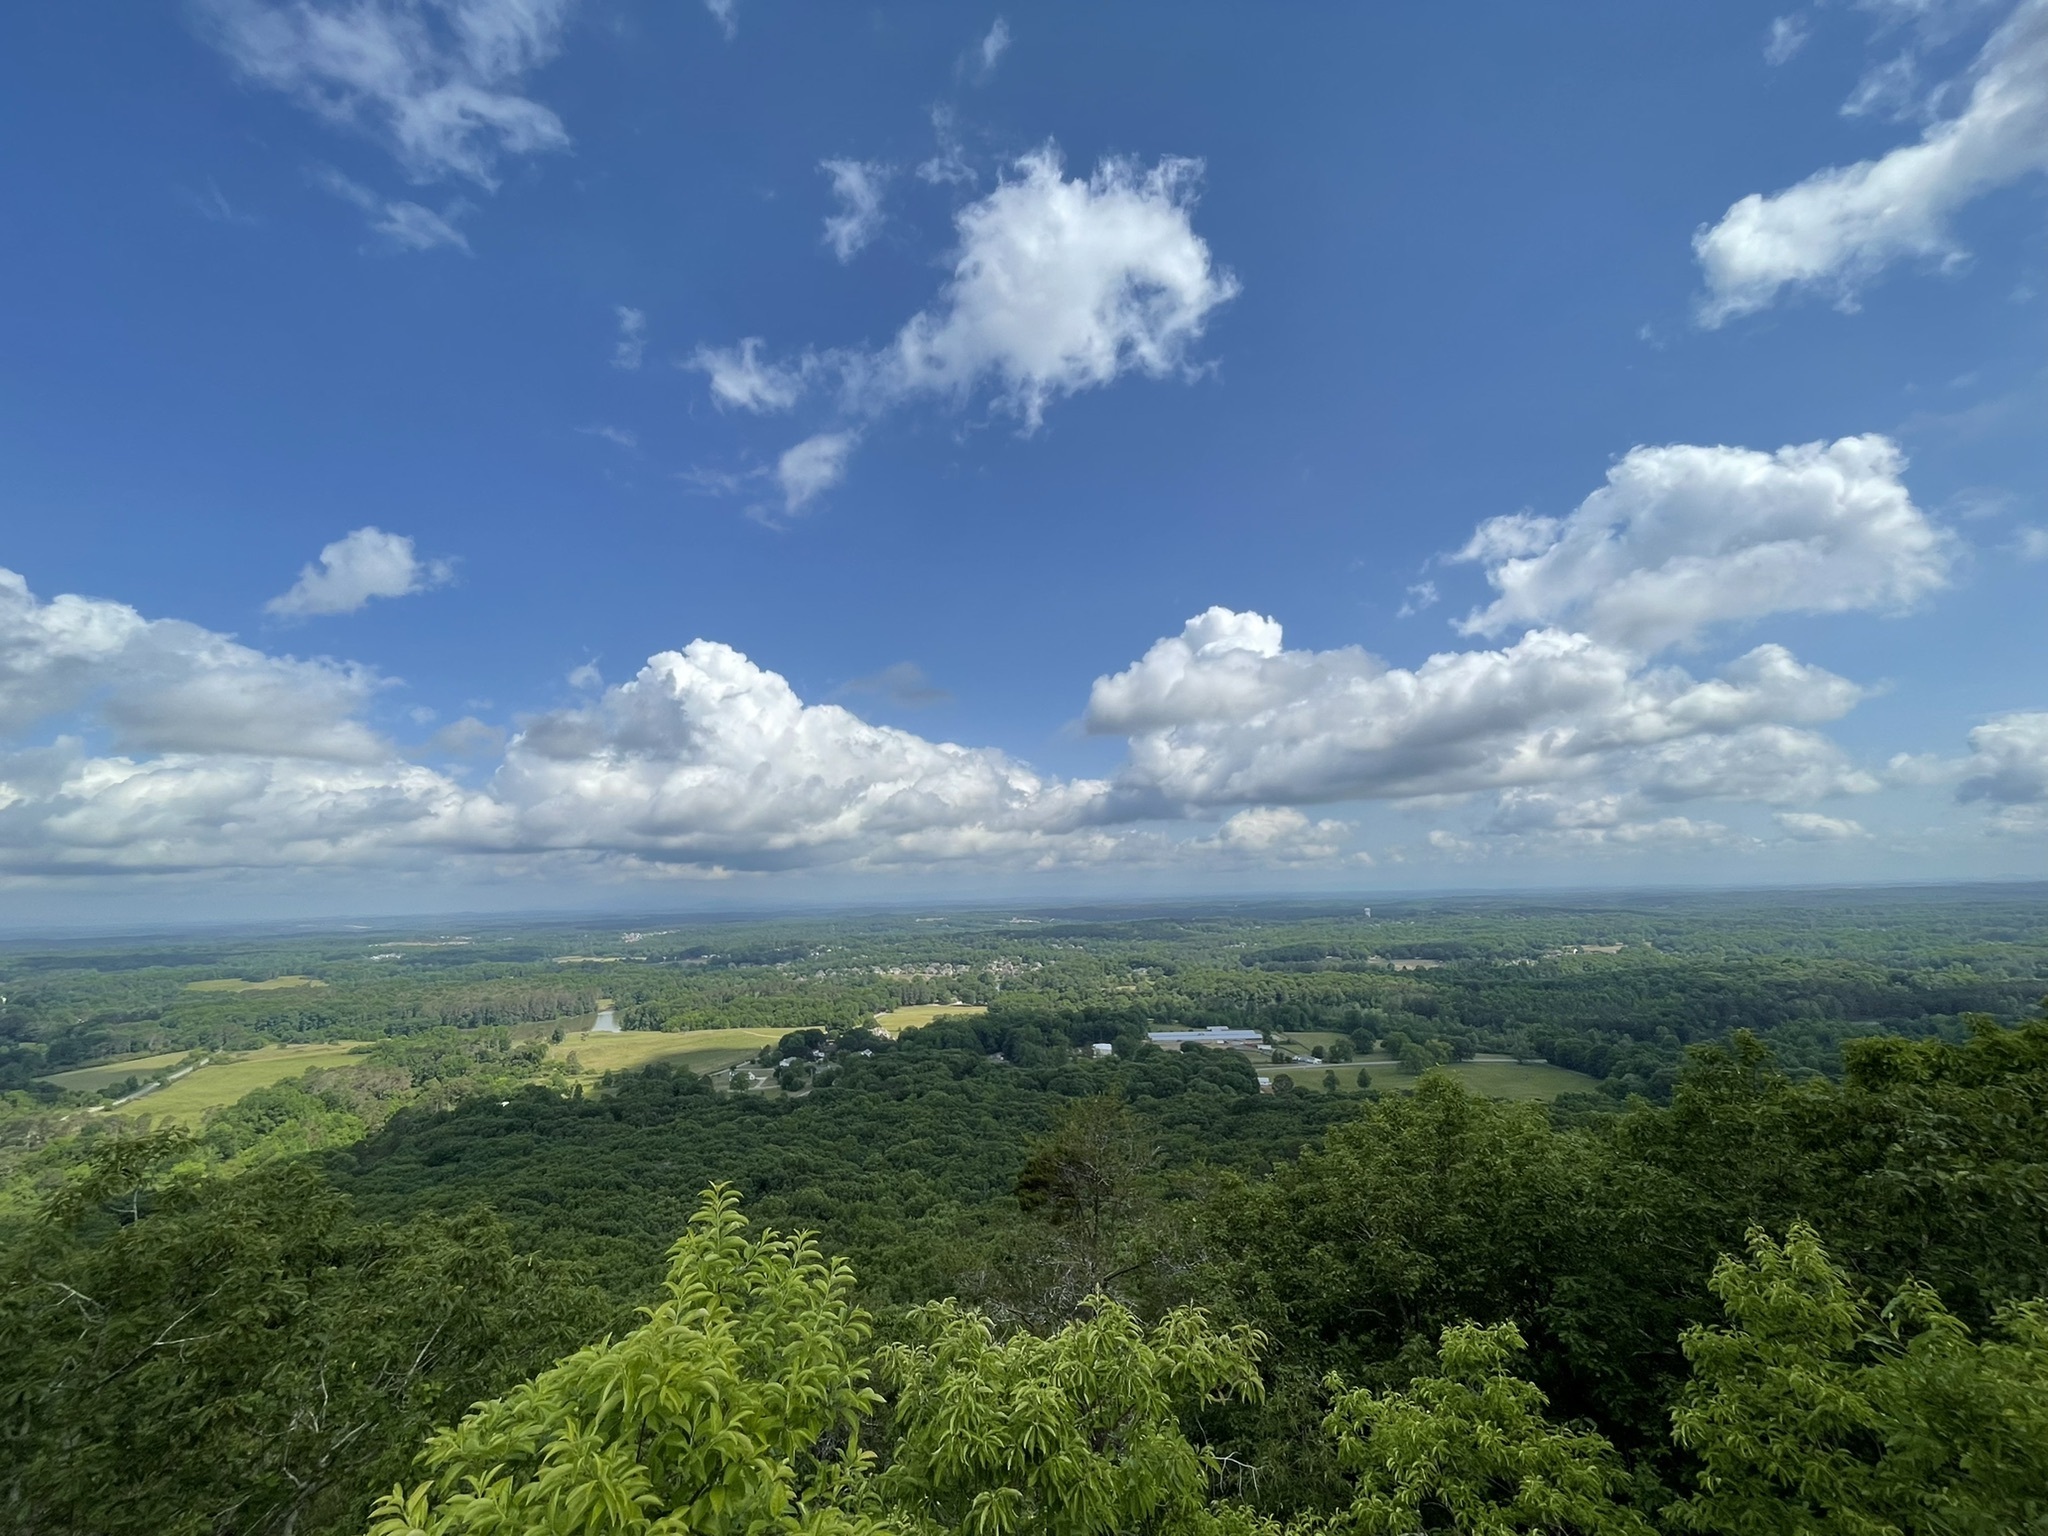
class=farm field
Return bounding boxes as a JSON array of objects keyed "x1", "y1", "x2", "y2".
[
  {"x1": 872, "y1": 1003, "x2": 987, "y2": 1032},
  {"x1": 40, "y1": 1050, "x2": 196, "y2": 1094},
  {"x1": 184, "y1": 975, "x2": 327, "y2": 992},
  {"x1": 547, "y1": 1026, "x2": 783, "y2": 1081},
  {"x1": 125, "y1": 1043, "x2": 373, "y2": 1122}
]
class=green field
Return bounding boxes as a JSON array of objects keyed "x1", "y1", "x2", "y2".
[
  {"x1": 1263, "y1": 1058, "x2": 1597, "y2": 1099},
  {"x1": 117, "y1": 1043, "x2": 374, "y2": 1122},
  {"x1": 872, "y1": 1003, "x2": 987, "y2": 1033},
  {"x1": 547, "y1": 1027, "x2": 784, "y2": 1082},
  {"x1": 184, "y1": 975, "x2": 328, "y2": 992},
  {"x1": 40, "y1": 1050, "x2": 197, "y2": 1094}
]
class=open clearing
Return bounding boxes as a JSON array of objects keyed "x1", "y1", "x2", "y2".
[
  {"x1": 118, "y1": 1043, "x2": 374, "y2": 1123},
  {"x1": 547, "y1": 1027, "x2": 783, "y2": 1081},
  {"x1": 1263, "y1": 1058, "x2": 1597, "y2": 1099},
  {"x1": 184, "y1": 975, "x2": 328, "y2": 993},
  {"x1": 873, "y1": 1003, "x2": 986, "y2": 1033},
  {"x1": 40, "y1": 1050, "x2": 196, "y2": 1094}
]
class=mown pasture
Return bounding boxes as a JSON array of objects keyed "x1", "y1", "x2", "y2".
[
  {"x1": 546, "y1": 1026, "x2": 784, "y2": 1082},
  {"x1": 872, "y1": 1003, "x2": 988, "y2": 1032}
]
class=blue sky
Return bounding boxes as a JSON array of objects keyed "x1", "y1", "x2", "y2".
[{"x1": 0, "y1": 0, "x2": 2044, "y2": 918}]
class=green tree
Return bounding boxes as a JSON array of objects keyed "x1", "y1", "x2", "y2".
[
  {"x1": 368, "y1": 1185, "x2": 882, "y2": 1536},
  {"x1": 1325, "y1": 1321, "x2": 1653, "y2": 1536},
  {"x1": 0, "y1": 1131, "x2": 602, "y2": 1536},
  {"x1": 1669, "y1": 1222, "x2": 2048, "y2": 1536},
  {"x1": 877, "y1": 1297, "x2": 1266, "y2": 1536}
]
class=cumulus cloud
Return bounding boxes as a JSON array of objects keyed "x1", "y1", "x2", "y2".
[
  {"x1": 687, "y1": 146, "x2": 1236, "y2": 503},
  {"x1": 775, "y1": 432, "x2": 859, "y2": 513},
  {"x1": 612, "y1": 306, "x2": 647, "y2": 369},
  {"x1": 0, "y1": 568, "x2": 392, "y2": 763},
  {"x1": 872, "y1": 148, "x2": 1238, "y2": 428},
  {"x1": 1202, "y1": 806, "x2": 1348, "y2": 862},
  {"x1": 1454, "y1": 436, "x2": 1952, "y2": 652},
  {"x1": 491, "y1": 642, "x2": 1118, "y2": 871},
  {"x1": 1086, "y1": 608, "x2": 1868, "y2": 813},
  {"x1": 198, "y1": 0, "x2": 575, "y2": 188},
  {"x1": 1694, "y1": 0, "x2": 2048, "y2": 323},
  {"x1": 267, "y1": 527, "x2": 455, "y2": 618},
  {"x1": 1956, "y1": 710, "x2": 2048, "y2": 804},
  {"x1": 0, "y1": 565, "x2": 1142, "y2": 880},
  {"x1": 688, "y1": 338, "x2": 808, "y2": 413},
  {"x1": 820, "y1": 159, "x2": 890, "y2": 262}
]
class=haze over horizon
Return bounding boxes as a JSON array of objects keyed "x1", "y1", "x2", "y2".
[{"x1": 2, "y1": 0, "x2": 2045, "y2": 921}]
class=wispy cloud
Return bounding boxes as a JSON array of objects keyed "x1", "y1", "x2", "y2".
[
  {"x1": 182, "y1": 178, "x2": 261, "y2": 225},
  {"x1": 1695, "y1": 0, "x2": 2048, "y2": 324},
  {"x1": 578, "y1": 424, "x2": 638, "y2": 449},
  {"x1": 197, "y1": 0, "x2": 576, "y2": 188},
  {"x1": 612, "y1": 305, "x2": 647, "y2": 369},
  {"x1": 977, "y1": 17, "x2": 1011, "y2": 78},
  {"x1": 776, "y1": 431, "x2": 859, "y2": 513},
  {"x1": 1764, "y1": 14, "x2": 1811, "y2": 65},
  {"x1": 312, "y1": 166, "x2": 471, "y2": 252},
  {"x1": 820, "y1": 159, "x2": 890, "y2": 262},
  {"x1": 704, "y1": 0, "x2": 738, "y2": 40}
]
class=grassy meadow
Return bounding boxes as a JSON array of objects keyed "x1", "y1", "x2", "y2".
[
  {"x1": 872, "y1": 1003, "x2": 987, "y2": 1033},
  {"x1": 120, "y1": 1043, "x2": 374, "y2": 1123},
  {"x1": 183, "y1": 975, "x2": 328, "y2": 992},
  {"x1": 547, "y1": 1026, "x2": 784, "y2": 1082},
  {"x1": 40, "y1": 1050, "x2": 198, "y2": 1095}
]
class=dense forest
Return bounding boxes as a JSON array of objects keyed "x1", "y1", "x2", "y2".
[{"x1": 3, "y1": 888, "x2": 2047, "y2": 1532}]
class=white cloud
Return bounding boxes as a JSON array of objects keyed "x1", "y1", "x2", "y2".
[
  {"x1": 688, "y1": 337, "x2": 808, "y2": 412},
  {"x1": 493, "y1": 642, "x2": 1117, "y2": 870},
  {"x1": 872, "y1": 148, "x2": 1238, "y2": 429},
  {"x1": 1086, "y1": 608, "x2": 1867, "y2": 810},
  {"x1": 1765, "y1": 14, "x2": 1812, "y2": 64},
  {"x1": 0, "y1": 567, "x2": 391, "y2": 763},
  {"x1": 1454, "y1": 436, "x2": 1953, "y2": 652},
  {"x1": 1842, "y1": 51, "x2": 1925, "y2": 118},
  {"x1": 612, "y1": 305, "x2": 647, "y2": 369},
  {"x1": 917, "y1": 105, "x2": 976, "y2": 186},
  {"x1": 578, "y1": 424, "x2": 637, "y2": 449},
  {"x1": 1398, "y1": 581, "x2": 1439, "y2": 618},
  {"x1": 371, "y1": 198, "x2": 473, "y2": 252},
  {"x1": 2017, "y1": 526, "x2": 2048, "y2": 559},
  {"x1": 429, "y1": 715, "x2": 506, "y2": 756},
  {"x1": 312, "y1": 166, "x2": 471, "y2": 252},
  {"x1": 1956, "y1": 710, "x2": 2048, "y2": 804},
  {"x1": 199, "y1": 0, "x2": 575, "y2": 188},
  {"x1": 776, "y1": 432, "x2": 859, "y2": 512},
  {"x1": 703, "y1": 0, "x2": 737, "y2": 39},
  {"x1": 687, "y1": 146, "x2": 1236, "y2": 503},
  {"x1": 266, "y1": 527, "x2": 455, "y2": 618},
  {"x1": 0, "y1": 565, "x2": 1138, "y2": 880},
  {"x1": 820, "y1": 159, "x2": 890, "y2": 262},
  {"x1": 1776, "y1": 810, "x2": 1870, "y2": 838},
  {"x1": 978, "y1": 17, "x2": 1012, "y2": 76},
  {"x1": 1203, "y1": 805, "x2": 1347, "y2": 862},
  {"x1": 1694, "y1": 0, "x2": 2048, "y2": 323}
]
